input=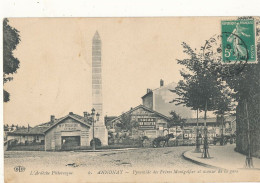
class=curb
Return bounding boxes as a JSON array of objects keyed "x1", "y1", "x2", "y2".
[
  {"x1": 74, "y1": 148, "x2": 139, "y2": 152},
  {"x1": 182, "y1": 150, "x2": 225, "y2": 170}
]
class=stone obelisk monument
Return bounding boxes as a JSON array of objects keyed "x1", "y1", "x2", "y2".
[{"x1": 92, "y1": 31, "x2": 108, "y2": 145}]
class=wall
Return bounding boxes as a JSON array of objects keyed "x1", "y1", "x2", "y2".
[
  {"x1": 142, "y1": 92, "x2": 153, "y2": 109},
  {"x1": 7, "y1": 134, "x2": 44, "y2": 144},
  {"x1": 113, "y1": 106, "x2": 169, "y2": 139},
  {"x1": 153, "y1": 82, "x2": 193, "y2": 118},
  {"x1": 45, "y1": 117, "x2": 90, "y2": 151}
]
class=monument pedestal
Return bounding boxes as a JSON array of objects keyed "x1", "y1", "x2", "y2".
[{"x1": 93, "y1": 124, "x2": 108, "y2": 146}]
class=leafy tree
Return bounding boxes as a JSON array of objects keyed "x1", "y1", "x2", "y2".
[
  {"x1": 116, "y1": 113, "x2": 131, "y2": 131},
  {"x1": 169, "y1": 111, "x2": 184, "y2": 128},
  {"x1": 116, "y1": 112, "x2": 138, "y2": 134},
  {"x1": 171, "y1": 42, "x2": 232, "y2": 156},
  {"x1": 4, "y1": 124, "x2": 9, "y2": 131},
  {"x1": 171, "y1": 42, "x2": 231, "y2": 120},
  {"x1": 169, "y1": 111, "x2": 185, "y2": 140},
  {"x1": 3, "y1": 18, "x2": 21, "y2": 102}
]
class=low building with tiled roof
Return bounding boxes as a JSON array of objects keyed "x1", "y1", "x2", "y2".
[
  {"x1": 6, "y1": 112, "x2": 98, "y2": 151},
  {"x1": 43, "y1": 112, "x2": 93, "y2": 151},
  {"x1": 7, "y1": 126, "x2": 47, "y2": 145},
  {"x1": 175, "y1": 115, "x2": 236, "y2": 140},
  {"x1": 184, "y1": 116, "x2": 236, "y2": 126}
]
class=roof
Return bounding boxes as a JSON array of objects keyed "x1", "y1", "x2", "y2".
[
  {"x1": 141, "y1": 82, "x2": 176, "y2": 99},
  {"x1": 110, "y1": 104, "x2": 171, "y2": 124},
  {"x1": 7, "y1": 126, "x2": 48, "y2": 135},
  {"x1": 184, "y1": 116, "x2": 236, "y2": 124},
  {"x1": 8, "y1": 113, "x2": 92, "y2": 136},
  {"x1": 105, "y1": 116, "x2": 117, "y2": 122},
  {"x1": 44, "y1": 113, "x2": 92, "y2": 133},
  {"x1": 141, "y1": 90, "x2": 153, "y2": 99}
]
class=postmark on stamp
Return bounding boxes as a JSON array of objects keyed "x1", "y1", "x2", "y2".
[
  {"x1": 221, "y1": 19, "x2": 256, "y2": 63},
  {"x1": 201, "y1": 19, "x2": 257, "y2": 77},
  {"x1": 202, "y1": 33, "x2": 248, "y2": 77}
]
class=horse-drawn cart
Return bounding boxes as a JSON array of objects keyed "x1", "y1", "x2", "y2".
[
  {"x1": 213, "y1": 134, "x2": 236, "y2": 145},
  {"x1": 141, "y1": 134, "x2": 175, "y2": 148}
]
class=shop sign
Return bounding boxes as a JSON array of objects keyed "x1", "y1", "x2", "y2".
[
  {"x1": 58, "y1": 122, "x2": 80, "y2": 131},
  {"x1": 138, "y1": 118, "x2": 156, "y2": 130}
]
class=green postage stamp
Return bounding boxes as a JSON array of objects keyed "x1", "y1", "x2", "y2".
[{"x1": 221, "y1": 19, "x2": 256, "y2": 63}]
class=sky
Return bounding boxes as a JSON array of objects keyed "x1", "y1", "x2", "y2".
[{"x1": 4, "y1": 17, "x2": 222, "y2": 126}]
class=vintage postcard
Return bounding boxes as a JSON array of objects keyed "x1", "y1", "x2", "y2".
[{"x1": 3, "y1": 17, "x2": 260, "y2": 183}]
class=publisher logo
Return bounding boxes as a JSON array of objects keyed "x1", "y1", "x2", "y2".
[{"x1": 14, "y1": 166, "x2": 26, "y2": 172}]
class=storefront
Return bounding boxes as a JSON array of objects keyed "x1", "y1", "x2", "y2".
[
  {"x1": 108, "y1": 105, "x2": 171, "y2": 139},
  {"x1": 44, "y1": 113, "x2": 91, "y2": 151}
]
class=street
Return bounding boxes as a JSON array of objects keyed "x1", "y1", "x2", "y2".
[{"x1": 5, "y1": 146, "x2": 204, "y2": 170}]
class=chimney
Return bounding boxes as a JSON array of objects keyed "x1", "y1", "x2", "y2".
[
  {"x1": 147, "y1": 88, "x2": 151, "y2": 93},
  {"x1": 160, "y1": 79, "x2": 164, "y2": 87},
  {"x1": 83, "y1": 111, "x2": 88, "y2": 118},
  {"x1": 50, "y1": 115, "x2": 55, "y2": 123},
  {"x1": 69, "y1": 112, "x2": 73, "y2": 115}
]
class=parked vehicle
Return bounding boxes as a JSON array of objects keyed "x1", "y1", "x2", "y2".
[{"x1": 213, "y1": 134, "x2": 236, "y2": 145}]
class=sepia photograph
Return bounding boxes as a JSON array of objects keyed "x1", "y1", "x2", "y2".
[{"x1": 3, "y1": 17, "x2": 260, "y2": 182}]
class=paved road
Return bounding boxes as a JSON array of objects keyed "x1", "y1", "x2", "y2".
[{"x1": 5, "y1": 146, "x2": 206, "y2": 170}]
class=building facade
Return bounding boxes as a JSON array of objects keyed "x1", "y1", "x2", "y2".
[
  {"x1": 180, "y1": 116, "x2": 236, "y2": 140},
  {"x1": 6, "y1": 112, "x2": 106, "y2": 151},
  {"x1": 7, "y1": 127, "x2": 45, "y2": 145},
  {"x1": 142, "y1": 80, "x2": 193, "y2": 118},
  {"x1": 108, "y1": 105, "x2": 171, "y2": 139},
  {"x1": 44, "y1": 112, "x2": 92, "y2": 151}
]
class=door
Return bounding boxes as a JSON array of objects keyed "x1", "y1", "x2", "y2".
[{"x1": 61, "y1": 136, "x2": 80, "y2": 150}]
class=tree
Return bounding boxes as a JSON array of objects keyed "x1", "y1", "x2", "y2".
[
  {"x1": 223, "y1": 17, "x2": 260, "y2": 166},
  {"x1": 116, "y1": 113, "x2": 131, "y2": 131},
  {"x1": 169, "y1": 111, "x2": 185, "y2": 145},
  {"x1": 213, "y1": 85, "x2": 234, "y2": 145},
  {"x1": 116, "y1": 112, "x2": 138, "y2": 135},
  {"x1": 169, "y1": 111, "x2": 185, "y2": 133},
  {"x1": 171, "y1": 42, "x2": 232, "y2": 157},
  {"x1": 3, "y1": 18, "x2": 21, "y2": 102}
]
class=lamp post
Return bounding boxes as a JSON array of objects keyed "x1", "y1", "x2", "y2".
[{"x1": 91, "y1": 108, "x2": 100, "y2": 151}]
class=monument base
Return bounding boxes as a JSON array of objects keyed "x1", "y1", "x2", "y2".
[{"x1": 94, "y1": 125, "x2": 108, "y2": 146}]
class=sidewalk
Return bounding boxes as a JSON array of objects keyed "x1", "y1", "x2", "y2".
[{"x1": 183, "y1": 144, "x2": 260, "y2": 170}]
